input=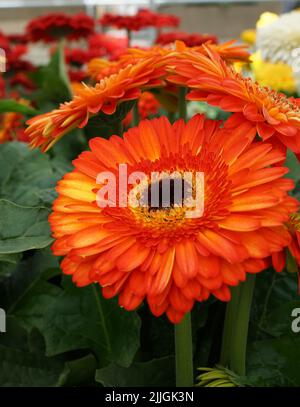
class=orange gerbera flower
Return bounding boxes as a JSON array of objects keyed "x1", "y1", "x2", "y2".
[
  {"x1": 168, "y1": 46, "x2": 300, "y2": 156},
  {"x1": 49, "y1": 115, "x2": 298, "y2": 323},
  {"x1": 88, "y1": 41, "x2": 249, "y2": 83},
  {"x1": 25, "y1": 56, "x2": 167, "y2": 152}
]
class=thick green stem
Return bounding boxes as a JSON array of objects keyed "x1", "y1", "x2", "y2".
[
  {"x1": 230, "y1": 274, "x2": 256, "y2": 376},
  {"x1": 178, "y1": 87, "x2": 187, "y2": 121},
  {"x1": 220, "y1": 285, "x2": 241, "y2": 367},
  {"x1": 132, "y1": 102, "x2": 139, "y2": 127},
  {"x1": 175, "y1": 312, "x2": 193, "y2": 387}
]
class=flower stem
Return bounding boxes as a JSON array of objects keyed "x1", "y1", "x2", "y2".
[
  {"x1": 220, "y1": 285, "x2": 241, "y2": 368},
  {"x1": 174, "y1": 312, "x2": 194, "y2": 387},
  {"x1": 230, "y1": 274, "x2": 256, "y2": 376},
  {"x1": 178, "y1": 87, "x2": 187, "y2": 121}
]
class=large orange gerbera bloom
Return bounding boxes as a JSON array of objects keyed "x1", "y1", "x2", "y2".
[
  {"x1": 168, "y1": 47, "x2": 300, "y2": 156},
  {"x1": 25, "y1": 56, "x2": 167, "y2": 151},
  {"x1": 49, "y1": 115, "x2": 298, "y2": 323}
]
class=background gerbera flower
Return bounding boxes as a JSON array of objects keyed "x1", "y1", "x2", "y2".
[
  {"x1": 168, "y1": 46, "x2": 300, "y2": 156},
  {"x1": 251, "y1": 51, "x2": 296, "y2": 94},
  {"x1": 25, "y1": 56, "x2": 168, "y2": 151},
  {"x1": 256, "y1": 10, "x2": 300, "y2": 66},
  {"x1": 26, "y1": 13, "x2": 94, "y2": 43},
  {"x1": 49, "y1": 114, "x2": 298, "y2": 323}
]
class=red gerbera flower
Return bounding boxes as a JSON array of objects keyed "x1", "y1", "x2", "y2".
[{"x1": 26, "y1": 13, "x2": 95, "y2": 43}]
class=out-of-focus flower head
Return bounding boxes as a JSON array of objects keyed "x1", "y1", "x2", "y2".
[
  {"x1": 26, "y1": 13, "x2": 95, "y2": 43},
  {"x1": 256, "y1": 10, "x2": 300, "y2": 65},
  {"x1": 240, "y1": 29, "x2": 256, "y2": 45},
  {"x1": 68, "y1": 69, "x2": 87, "y2": 83},
  {"x1": 0, "y1": 75, "x2": 6, "y2": 98},
  {"x1": 5, "y1": 44, "x2": 35, "y2": 73},
  {"x1": 156, "y1": 31, "x2": 218, "y2": 47},
  {"x1": 88, "y1": 33, "x2": 128, "y2": 60},
  {"x1": 100, "y1": 8, "x2": 179, "y2": 31},
  {"x1": 251, "y1": 51, "x2": 296, "y2": 94},
  {"x1": 65, "y1": 48, "x2": 89, "y2": 67},
  {"x1": 9, "y1": 72, "x2": 36, "y2": 91},
  {"x1": 6, "y1": 33, "x2": 29, "y2": 45},
  {"x1": 138, "y1": 91, "x2": 160, "y2": 118},
  {"x1": 68, "y1": 13, "x2": 95, "y2": 40}
]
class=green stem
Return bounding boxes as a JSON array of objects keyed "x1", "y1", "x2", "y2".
[
  {"x1": 132, "y1": 102, "x2": 139, "y2": 127},
  {"x1": 220, "y1": 285, "x2": 241, "y2": 367},
  {"x1": 178, "y1": 87, "x2": 187, "y2": 121},
  {"x1": 127, "y1": 29, "x2": 132, "y2": 47},
  {"x1": 230, "y1": 274, "x2": 256, "y2": 376},
  {"x1": 175, "y1": 312, "x2": 194, "y2": 387}
]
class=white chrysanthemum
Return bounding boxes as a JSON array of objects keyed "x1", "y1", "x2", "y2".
[{"x1": 256, "y1": 11, "x2": 300, "y2": 67}]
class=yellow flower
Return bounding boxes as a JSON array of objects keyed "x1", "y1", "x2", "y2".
[
  {"x1": 241, "y1": 29, "x2": 256, "y2": 45},
  {"x1": 256, "y1": 12, "x2": 278, "y2": 28},
  {"x1": 251, "y1": 51, "x2": 296, "y2": 94}
]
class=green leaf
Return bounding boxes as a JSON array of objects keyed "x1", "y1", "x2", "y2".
[
  {"x1": 0, "y1": 249, "x2": 60, "y2": 330},
  {"x1": 247, "y1": 336, "x2": 300, "y2": 386},
  {"x1": 95, "y1": 356, "x2": 175, "y2": 387},
  {"x1": 58, "y1": 354, "x2": 98, "y2": 387},
  {"x1": 0, "y1": 100, "x2": 38, "y2": 115},
  {"x1": 250, "y1": 270, "x2": 299, "y2": 340},
  {"x1": 42, "y1": 282, "x2": 141, "y2": 367},
  {"x1": 0, "y1": 200, "x2": 52, "y2": 254},
  {"x1": 30, "y1": 42, "x2": 72, "y2": 107},
  {"x1": 0, "y1": 317, "x2": 66, "y2": 387},
  {"x1": 0, "y1": 253, "x2": 22, "y2": 278}
]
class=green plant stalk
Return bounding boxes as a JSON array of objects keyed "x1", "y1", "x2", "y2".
[
  {"x1": 220, "y1": 285, "x2": 241, "y2": 367},
  {"x1": 178, "y1": 87, "x2": 187, "y2": 122},
  {"x1": 132, "y1": 102, "x2": 140, "y2": 127},
  {"x1": 174, "y1": 312, "x2": 194, "y2": 387},
  {"x1": 230, "y1": 274, "x2": 256, "y2": 376}
]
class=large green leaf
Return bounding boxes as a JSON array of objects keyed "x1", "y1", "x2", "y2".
[
  {"x1": 95, "y1": 356, "x2": 175, "y2": 387},
  {"x1": 250, "y1": 270, "x2": 299, "y2": 340},
  {"x1": 0, "y1": 317, "x2": 66, "y2": 387},
  {"x1": 0, "y1": 200, "x2": 52, "y2": 254},
  {"x1": 0, "y1": 100, "x2": 38, "y2": 115},
  {"x1": 0, "y1": 249, "x2": 60, "y2": 328},
  {"x1": 0, "y1": 142, "x2": 72, "y2": 207},
  {"x1": 246, "y1": 269, "x2": 300, "y2": 386},
  {"x1": 0, "y1": 253, "x2": 22, "y2": 277},
  {"x1": 41, "y1": 281, "x2": 141, "y2": 367},
  {"x1": 247, "y1": 336, "x2": 300, "y2": 386}
]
